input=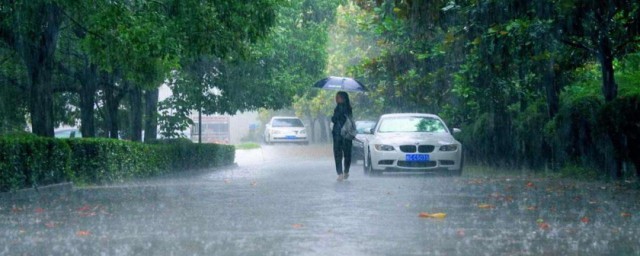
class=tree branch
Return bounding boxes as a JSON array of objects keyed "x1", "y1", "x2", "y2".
[
  {"x1": 559, "y1": 38, "x2": 597, "y2": 55},
  {"x1": 614, "y1": 38, "x2": 640, "y2": 57}
]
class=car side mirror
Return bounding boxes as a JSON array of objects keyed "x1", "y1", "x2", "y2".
[
  {"x1": 366, "y1": 128, "x2": 375, "y2": 134},
  {"x1": 452, "y1": 128, "x2": 461, "y2": 134}
]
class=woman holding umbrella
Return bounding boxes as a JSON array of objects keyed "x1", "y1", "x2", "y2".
[
  {"x1": 313, "y1": 76, "x2": 366, "y2": 181},
  {"x1": 331, "y1": 91, "x2": 353, "y2": 181}
]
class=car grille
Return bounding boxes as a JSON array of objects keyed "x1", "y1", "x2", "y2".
[
  {"x1": 397, "y1": 161, "x2": 437, "y2": 168},
  {"x1": 418, "y1": 145, "x2": 435, "y2": 153},
  {"x1": 399, "y1": 145, "x2": 417, "y2": 153}
]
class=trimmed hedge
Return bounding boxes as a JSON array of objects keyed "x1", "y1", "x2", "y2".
[{"x1": 0, "y1": 137, "x2": 235, "y2": 192}]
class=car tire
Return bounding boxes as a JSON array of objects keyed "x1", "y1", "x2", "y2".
[
  {"x1": 365, "y1": 150, "x2": 381, "y2": 176},
  {"x1": 364, "y1": 150, "x2": 371, "y2": 175}
]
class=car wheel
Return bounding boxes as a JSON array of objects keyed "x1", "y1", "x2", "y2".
[
  {"x1": 363, "y1": 153, "x2": 370, "y2": 175},
  {"x1": 365, "y1": 150, "x2": 381, "y2": 176}
]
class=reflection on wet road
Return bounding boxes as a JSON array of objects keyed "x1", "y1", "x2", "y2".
[{"x1": 1, "y1": 144, "x2": 639, "y2": 255}]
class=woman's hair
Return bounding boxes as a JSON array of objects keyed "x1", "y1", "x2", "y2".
[{"x1": 336, "y1": 91, "x2": 352, "y2": 115}]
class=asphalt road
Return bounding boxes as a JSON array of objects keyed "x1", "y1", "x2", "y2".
[{"x1": 1, "y1": 144, "x2": 639, "y2": 255}]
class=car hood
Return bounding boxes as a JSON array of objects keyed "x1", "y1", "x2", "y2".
[{"x1": 373, "y1": 132, "x2": 458, "y2": 145}]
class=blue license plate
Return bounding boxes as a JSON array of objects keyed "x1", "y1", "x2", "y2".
[
  {"x1": 405, "y1": 154, "x2": 429, "y2": 162},
  {"x1": 285, "y1": 135, "x2": 296, "y2": 139}
]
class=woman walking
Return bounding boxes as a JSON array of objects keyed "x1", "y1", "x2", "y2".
[{"x1": 331, "y1": 91, "x2": 353, "y2": 181}]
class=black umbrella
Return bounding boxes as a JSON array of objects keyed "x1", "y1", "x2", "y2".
[{"x1": 312, "y1": 76, "x2": 368, "y2": 92}]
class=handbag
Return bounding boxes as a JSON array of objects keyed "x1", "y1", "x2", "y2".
[{"x1": 340, "y1": 114, "x2": 357, "y2": 140}]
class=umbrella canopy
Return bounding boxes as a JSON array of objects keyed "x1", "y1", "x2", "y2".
[{"x1": 312, "y1": 76, "x2": 368, "y2": 92}]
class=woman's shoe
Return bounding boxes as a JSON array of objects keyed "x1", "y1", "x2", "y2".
[
  {"x1": 344, "y1": 173, "x2": 349, "y2": 180},
  {"x1": 337, "y1": 174, "x2": 344, "y2": 181}
]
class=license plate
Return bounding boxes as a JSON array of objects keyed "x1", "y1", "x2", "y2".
[
  {"x1": 285, "y1": 135, "x2": 296, "y2": 139},
  {"x1": 405, "y1": 154, "x2": 429, "y2": 162}
]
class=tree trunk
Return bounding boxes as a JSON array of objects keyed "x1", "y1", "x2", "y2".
[
  {"x1": 318, "y1": 115, "x2": 328, "y2": 143},
  {"x1": 79, "y1": 64, "x2": 97, "y2": 137},
  {"x1": 598, "y1": 38, "x2": 617, "y2": 102},
  {"x1": 545, "y1": 59, "x2": 560, "y2": 118},
  {"x1": 144, "y1": 88, "x2": 159, "y2": 141},
  {"x1": 129, "y1": 86, "x2": 143, "y2": 142},
  {"x1": 22, "y1": 4, "x2": 62, "y2": 137},
  {"x1": 102, "y1": 73, "x2": 126, "y2": 139},
  {"x1": 27, "y1": 62, "x2": 55, "y2": 137}
]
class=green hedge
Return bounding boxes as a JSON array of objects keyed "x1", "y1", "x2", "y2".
[{"x1": 0, "y1": 137, "x2": 235, "y2": 192}]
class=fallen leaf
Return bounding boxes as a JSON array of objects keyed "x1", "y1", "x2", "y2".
[
  {"x1": 621, "y1": 212, "x2": 632, "y2": 218},
  {"x1": 418, "y1": 212, "x2": 447, "y2": 219},
  {"x1": 292, "y1": 224, "x2": 303, "y2": 229},
  {"x1": 526, "y1": 182, "x2": 535, "y2": 188},
  {"x1": 536, "y1": 218, "x2": 544, "y2": 223},
  {"x1": 34, "y1": 208, "x2": 45, "y2": 214},
  {"x1": 44, "y1": 221, "x2": 56, "y2": 228},
  {"x1": 538, "y1": 222, "x2": 550, "y2": 230},
  {"x1": 76, "y1": 230, "x2": 91, "y2": 236},
  {"x1": 77, "y1": 205, "x2": 91, "y2": 212},
  {"x1": 581, "y1": 217, "x2": 589, "y2": 223},
  {"x1": 79, "y1": 211, "x2": 97, "y2": 217},
  {"x1": 223, "y1": 179, "x2": 231, "y2": 184},
  {"x1": 250, "y1": 181, "x2": 258, "y2": 187},
  {"x1": 527, "y1": 206, "x2": 537, "y2": 211},
  {"x1": 477, "y1": 203, "x2": 495, "y2": 209},
  {"x1": 456, "y1": 229, "x2": 465, "y2": 237},
  {"x1": 11, "y1": 205, "x2": 23, "y2": 213}
]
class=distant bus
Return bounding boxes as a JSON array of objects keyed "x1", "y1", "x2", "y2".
[{"x1": 190, "y1": 115, "x2": 230, "y2": 144}]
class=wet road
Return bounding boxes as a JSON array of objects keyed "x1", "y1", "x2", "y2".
[{"x1": 1, "y1": 144, "x2": 639, "y2": 255}]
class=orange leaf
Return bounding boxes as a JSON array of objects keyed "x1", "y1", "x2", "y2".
[
  {"x1": 418, "y1": 212, "x2": 447, "y2": 218},
  {"x1": 456, "y1": 229, "x2": 465, "y2": 237},
  {"x1": 76, "y1": 230, "x2": 91, "y2": 236},
  {"x1": 292, "y1": 224, "x2": 303, "y2": 229},
  {"x1": 621, "y1": 212, "x2": 632, "y2": 218},
  {"x1": 538, "y1": 222, "x2": 550, "y2": 230},
  {"x1": 527, "y1": 206, "x2": 537, "y2": 211},
  {"x1": 34, "y1": 208, "x2": 45, "y2": 214},
  {"x1": 526, "y1": 182, "x2": 535, "y2": 188},
  {"x1": 77, "y1": 205, "x2": 91, "y2": 212},
  {"x1": 44, "y1": 221, "x2": 56, "y2": 228},
  {"x1": 477, "y1": 203, "x2": 495, "y2": 209},
  {"x1": 580, "y1": 217, "x2": 589, "y2": 223}
]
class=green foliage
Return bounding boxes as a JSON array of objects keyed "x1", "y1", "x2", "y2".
[
  {"x1": 0, "y1": 137, "x2": 234, "y2": 192},
  {"x1": 340, "y1": 0, "x2": 640, "y2": 179},
  {"x1": 234, "y1": 142, "x2": 261, "y2": 150},
  {"x1": 0, "y1": 136, "x2": 71, "y2": 191}
]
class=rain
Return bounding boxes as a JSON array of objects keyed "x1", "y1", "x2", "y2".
[{"x1": 1, "y1": 1, "x2": 639, "y2": 255}]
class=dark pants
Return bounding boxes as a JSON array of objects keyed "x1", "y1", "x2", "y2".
[{"x1": 333, "y1": 134, "x2": 353, "y2": 175}]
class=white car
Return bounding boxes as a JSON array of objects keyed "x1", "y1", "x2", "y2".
[
  {"x1": 264, "y1": 116, "x2": 309, "y2": 145},
  {"x1": 362, "y1": 113, "x2": 463, "y2": 176}
]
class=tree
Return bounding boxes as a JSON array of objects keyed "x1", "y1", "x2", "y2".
[
  {"x1": 1, "y1": 1, "x2": 65, "y2": 136},
  {"x1": 555, "y1": 0, "x2": 640, "y2": 102}
]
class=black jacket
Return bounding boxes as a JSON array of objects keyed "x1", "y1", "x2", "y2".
[{"x1": 331, "y1": 103, "x2": 352, "y2": 136}]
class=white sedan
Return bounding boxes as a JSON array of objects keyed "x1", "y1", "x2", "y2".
[
  {"x1": 362, "y1": 113, "x2": 463, "y2": 176},
  {"x1": 263, "y1": 116, "x2": 309, "y2": 145}
]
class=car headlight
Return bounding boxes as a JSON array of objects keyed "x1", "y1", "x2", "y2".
[
  {"x1": 439, "y1": 144, "x2": 458, "y2": 151},
  {"x1": 299, "y1": 129, "x2": 306, "y2": 135},
  {"x1": 374, "y1": 144, "x2": 395, "y2": 151},
  {"x1": 271, "y1": 130, "x2": 281, "y2": 135}
]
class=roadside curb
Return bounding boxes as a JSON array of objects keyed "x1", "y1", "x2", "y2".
[{"x1": 0, "y1": 182, "x2": 74, "y2": 201}]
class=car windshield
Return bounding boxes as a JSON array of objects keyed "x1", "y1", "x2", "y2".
[
  {"x1": 355, "y1": 121, "x2": 376, "y2": 134},
  {"x1": 377, "y1": 116, "x2": 447, "y2": 133},
  {"x1": 272, "y1": 118, "x2": 304, "y2": 128}
]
